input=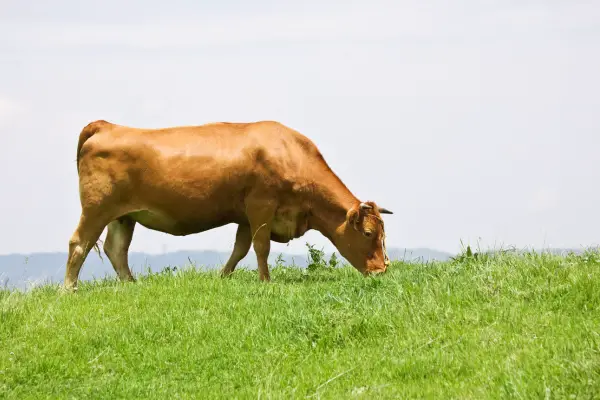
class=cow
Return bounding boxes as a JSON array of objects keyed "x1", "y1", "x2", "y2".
[{"x1": 63, "y1": 120, "x2": 393, "y2": 290}]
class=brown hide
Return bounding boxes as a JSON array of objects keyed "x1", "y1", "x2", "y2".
[{"x1": 63, "y1": 120, "x2": 393, "y2": 289}]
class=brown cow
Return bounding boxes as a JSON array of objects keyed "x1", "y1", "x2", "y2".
[{"x1": 64, "y1": 120, "x2": 393, "y2": 290}]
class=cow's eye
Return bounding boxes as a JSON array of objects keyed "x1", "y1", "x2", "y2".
[{"x1": 364, "y1": 231, "x2": 373, "y2": 238}]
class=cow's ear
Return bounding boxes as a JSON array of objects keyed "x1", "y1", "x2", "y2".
[
  {"x1": 346, "y1": 204, "x2": 361, "y2": 231},
  {"x1": 378, "y1": 207, "x2": 393, "y2": 215}
]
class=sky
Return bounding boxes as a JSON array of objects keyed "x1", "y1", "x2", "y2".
[{"x1": 0, "y1": 0, "x2": 599, "y2": 256}]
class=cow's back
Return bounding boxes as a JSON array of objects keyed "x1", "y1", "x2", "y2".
[{"x1": 76, "y1": 120, "x2": 322, "y2": 232}]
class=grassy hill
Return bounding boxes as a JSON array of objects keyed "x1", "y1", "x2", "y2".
[{"x1": 1, "y1": 250, "x2": 599, "y2": 398}]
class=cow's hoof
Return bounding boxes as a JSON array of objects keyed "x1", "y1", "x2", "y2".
[
  {"x1": 219, "y1": 270, "x2": 233, "y2": 279},
  {"x1": 59, "y1": 285, "x2": 78, "y2": 294}
]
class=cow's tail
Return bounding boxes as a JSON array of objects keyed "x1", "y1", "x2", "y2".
[
  {"x1": 76, "y1": 120, "x2": 108, "y2": 175},
  {"x1": 76, "y1": 120, "x2": 109, "y2": 261}
]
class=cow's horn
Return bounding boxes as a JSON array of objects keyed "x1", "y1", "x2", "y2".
[
  {"x1": 378, "y1": 207, "x2": 393, "y2": 214},
  {"x1": 360, "y1": 202, "x2": 373, "y2": 210}
]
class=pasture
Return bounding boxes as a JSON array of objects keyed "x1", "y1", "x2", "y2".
[{"x1": 1, "y1": 249, "x2": 599, "y2": 398}]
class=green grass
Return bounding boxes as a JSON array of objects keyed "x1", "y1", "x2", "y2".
[{"x1": 1, "y1": 249, "x2": 600, "y2": 399}]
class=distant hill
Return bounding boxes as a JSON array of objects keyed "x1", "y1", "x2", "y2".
[{"x1": 0, "y1": 247, "x2": 453, "y2": 290}]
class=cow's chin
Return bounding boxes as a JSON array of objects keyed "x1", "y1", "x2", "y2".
[{"x1": 333, "y1": 249, "x2": 365, "y2": 276}]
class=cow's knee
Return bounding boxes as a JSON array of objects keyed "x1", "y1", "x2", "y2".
[{"x1": 68, "y1": 234, "x2": 90, "y2": 262}]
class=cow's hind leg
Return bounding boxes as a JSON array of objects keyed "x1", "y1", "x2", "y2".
[
  {"x1": 220, "y1": 224, "x2": 252, "y2": 277},
  {"x1": 63, "y1": 213, "x2": 110, "y2": 291},
  {"x1": 103, "y1": 217, "x2": 137, "y2": 282}
]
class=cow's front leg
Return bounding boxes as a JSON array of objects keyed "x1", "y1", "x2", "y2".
[
  {"x1": 220, "y1": 223, "x2": 252, "y2": 277},
  {"x1": 246, "y1": 199, "x2": 276, "y2": 282},
  {"x1": 252, "y1": 223, "x2": 271, "y2": 282}
]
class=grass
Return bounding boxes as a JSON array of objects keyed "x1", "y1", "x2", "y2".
[{"x1": 1, "y1": 248, "x2": 600, "y2": 399}]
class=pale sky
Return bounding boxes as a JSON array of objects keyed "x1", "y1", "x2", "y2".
[{"x1": 0, "y1": 0, "x2": 599, "y2": 256}]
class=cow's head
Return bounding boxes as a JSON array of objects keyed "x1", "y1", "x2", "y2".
[{"x1": 336, "y1": 201, "x2": 393, "y2": 276}]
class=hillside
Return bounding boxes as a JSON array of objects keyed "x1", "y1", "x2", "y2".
[{"x1": 1, "y1": 250, "x2": 599, "y2": 398}]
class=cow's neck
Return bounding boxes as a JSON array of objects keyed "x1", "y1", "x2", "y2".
[{"x1": 308, "y1": 178, "x2": 357, "y2": 244}]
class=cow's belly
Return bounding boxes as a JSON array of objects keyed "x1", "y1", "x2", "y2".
[
  {"x1": 125, "y1": 171, "x2": 248, "y2": 235},
  {"x1": 127, "y1": 209, "x2": 232, "y2": 236}
]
